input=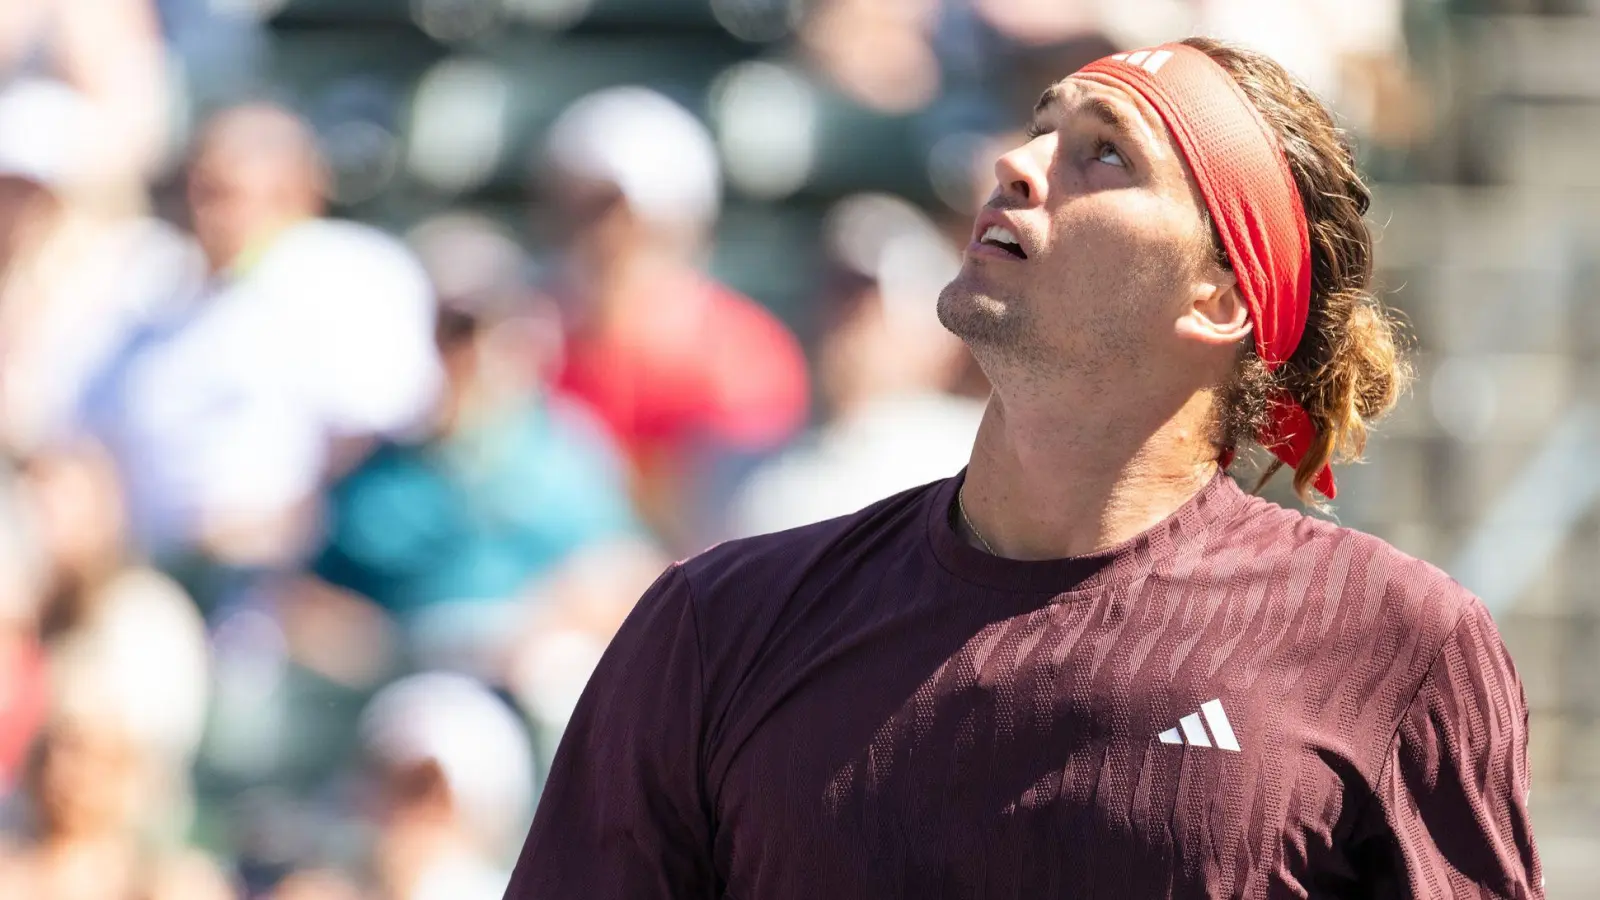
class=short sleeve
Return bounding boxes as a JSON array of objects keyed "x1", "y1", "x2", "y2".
[
  {"x1": 1369, "y1": 599, "x2": 1543, "y2": 898},
  {"x1": 505, "y1": 564, "x2": 717, "y2": 899}
]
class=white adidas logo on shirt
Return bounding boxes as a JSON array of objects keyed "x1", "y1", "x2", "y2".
[{"x1": 1157, "y1": 699, "x2": 1241, "y2": 752}]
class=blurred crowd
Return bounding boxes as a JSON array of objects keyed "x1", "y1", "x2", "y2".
[{"x1": 0, "y1": 0, "x2": 1419, "y2": 898}]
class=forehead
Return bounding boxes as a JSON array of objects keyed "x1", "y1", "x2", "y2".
[
  {"x1": 1045, "y1": 74, "x2": 1207, "y2": 199},
  {"x1": 192, "y1": 113, "x2": 319, "y2": 177},
  {"x1": 1043, "y1": 76, "x2": 1174, "y2": 152}
]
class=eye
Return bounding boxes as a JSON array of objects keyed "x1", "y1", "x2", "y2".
[
  {"x1": 1094, "y1": 140, "x2": 1127, "y2": 168},
  {"x1": 1025, "y1": 122, "x2": 1051, "y2": 141}
]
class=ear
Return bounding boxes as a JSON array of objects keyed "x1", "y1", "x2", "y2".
[{"x1": 1176, "y1": 271, "x2": 1252, "y2": 347}]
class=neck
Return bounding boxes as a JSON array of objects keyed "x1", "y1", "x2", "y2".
[
  {"x1": 209, "y1": 215, "x2": 308, "y2": 276},
  {"x1": 959, "y1": 385, "x2": 1221, "y2": 560},
  {"x1": 574, "y1": 250, "x2": 704, "y2": 340},
  {"x1": 594, "y1": 248, "x2": 681, "y2": 304}
]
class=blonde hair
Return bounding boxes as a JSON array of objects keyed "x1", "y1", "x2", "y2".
[{"x1": 1187, "y1": 36, "x2": 1413, "y2": 502}]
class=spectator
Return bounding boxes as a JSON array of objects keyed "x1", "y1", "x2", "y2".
[
  {"x1": 0, "y1": 464, "x2": 45, "y2": 794},
  {"x1": 81, "y1": 104, "x2": 441, "y2": 602},
  {"x1": 0, "y1": 78, "x2": 192, "y2": 458},
  {"x1": 0, "y1": 0, "x2": 169, "y2": 189},
  {"x1": 19, "y1": 445, "x2": 209, "y2": 786},
  {"x1": 0, "y1": 445, "x2": 215, "y2": 897},
  {"x1": 538, "y1": 87, "x2": 809, "y2": 552},
  {"x1": 305, "y1": 214, "x2": 645, "y2": 679},
  {"x1": 727, "y1": 194, "x2": 985, "y2": 536},
  {"x1": 967, "y1": 0, "x2": 1108, "y2": 48},
  {"x1": 0, "y1": 81, "x2": 67, "y2": 291},
  {"x1": 506, "y1": 538, "x2": 671, "y2": 765},
  {"x1": 1184, "y1": 0, "x2": 1424, "y2": 156},
  {"x1": 796, "y1": 0, "x2": 943, "y2": 113},
  {"x1": 355, "y1": 673, "x2": 533, "y2": 900},
  {"x1": 0, "y1": 651, "x2": 231, "y2": 900}
]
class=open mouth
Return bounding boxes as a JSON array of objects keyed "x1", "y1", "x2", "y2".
[{"x1": 979, "y1": 224, "x2": 1027, "y2": 259}]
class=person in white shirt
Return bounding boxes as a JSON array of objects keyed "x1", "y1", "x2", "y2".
[
  {"x1": 0, "y1": 78, "x2": 195, "y2": 458},
  {"x1": 82, "y1": 104, "x2": 440, "y2": 580}
]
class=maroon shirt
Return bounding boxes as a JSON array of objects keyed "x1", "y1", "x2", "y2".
[{"x1": 506, "y1": 471, "x2": 1541, "y2": 899}]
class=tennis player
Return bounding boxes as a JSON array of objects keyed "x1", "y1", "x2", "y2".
[{"x1": 505, "y1": 38, "x2": 1541, "y2": 899}]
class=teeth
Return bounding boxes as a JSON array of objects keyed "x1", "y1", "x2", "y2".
[{"x1": 981, "y1": 225, "x2": 1021, "y2": 248}]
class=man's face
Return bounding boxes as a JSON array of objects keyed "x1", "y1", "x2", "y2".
[
  {"x1": 938, "y1": 76, "x2": 1223, "y2": 386},
  {"x1": 187, "y1": 149, "x2": 281, "y2": 271},
  {"x1": 547, "y1": 174, "x2": 639, "y2": 275},
  {"x1": 185, "y1": 107, "x2": 326, "y2": 272}
]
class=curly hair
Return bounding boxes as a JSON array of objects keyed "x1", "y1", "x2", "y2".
[{"x1": 1182, "y1": 36, "x2": 1413, "y2": 502}]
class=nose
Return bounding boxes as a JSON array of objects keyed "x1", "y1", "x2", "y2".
[{"x1": 993, "y1": 141, "x2": 1047, "y2": 206}]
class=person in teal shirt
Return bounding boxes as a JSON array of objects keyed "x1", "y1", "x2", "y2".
[
  {"x1": 313, "y1": 396, "x2": 639, "y2": 620},
  {"x1": 311, "y1": 217, "x2": 644, "y2": 665}
]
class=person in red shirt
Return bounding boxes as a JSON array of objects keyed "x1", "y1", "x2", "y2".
[
  {"x1": 507, "y1": 39, "x2": 1541, "y2": 899},
  {"x1": 538, "y1": 87, "x2": 808, "y2": 550}
]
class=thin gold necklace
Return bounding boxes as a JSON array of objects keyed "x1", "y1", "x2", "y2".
[{"x1": 957, "y1": 486, "x2": 998, "y2": 555}]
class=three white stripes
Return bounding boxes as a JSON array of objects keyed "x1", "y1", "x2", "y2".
[
  {"x1": 1108, "y1": 48, "x2": 1176, "y2": 76},
  {"x1": 1158, "y1": 699, "x2": 1241, "y2": 752}
]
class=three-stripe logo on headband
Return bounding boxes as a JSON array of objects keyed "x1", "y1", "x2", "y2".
[{"x1": 1108, "y1": 49, "x2": 1176, "y2": 76}]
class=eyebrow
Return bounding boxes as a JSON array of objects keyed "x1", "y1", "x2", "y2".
[
  {"x1": 1033, "y1": 84, "x2": 1067, "y2": 117},
  {"x1": 1034, "y1": 85, "x2": 1145, "y2": 148}
]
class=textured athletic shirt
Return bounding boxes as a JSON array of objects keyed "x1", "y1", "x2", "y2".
[{"x1": 506, "y1": 470, "x2": 1541, "y2": 899}]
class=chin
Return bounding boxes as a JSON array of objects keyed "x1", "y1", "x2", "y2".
[{"x1": 937, "y1": 278, "x2": 1021, "y2": 348}]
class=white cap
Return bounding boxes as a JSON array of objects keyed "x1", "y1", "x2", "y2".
[
  {"x1": 544, "y1": 86, "x2": 722, "y2": 230},
  {"x1": 0, "y1": 78, "x2": 92, "y2": 190},
  {"x1": 406, "y1": 213, "x2": 529, "y2": 313},
  {"x1": 49, "y1": 569, "x2": 211, "y2": 765},
  {"x1": 359, "y1": 672, "x2": 534, "y2": 845}
]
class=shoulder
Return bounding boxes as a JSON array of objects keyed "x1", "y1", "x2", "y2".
[
  {"x1": 266, "y1": 220, "x2": 429, "y2": 295},
  {"x1": 278, "y1": 218, "x2": 409, "y2": 258},
  {"x1": 656, "y1": 478, "x2": 943, "y2": 713},
  {"x1": 1230, "y1": 490, "x2": 1483, "y2": 657},
  {"x1": 1237, "y1": 489, "x2": 1466, "y2": 593},
  {"x1": 108, "y1": 217, "x2": 206, "y2": 312}
]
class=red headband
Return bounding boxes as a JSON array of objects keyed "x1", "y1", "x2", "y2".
[{"x1": 1076, "y1": 44, "x2": 1334, "y2": 498}]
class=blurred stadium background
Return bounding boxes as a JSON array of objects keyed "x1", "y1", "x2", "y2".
[{"x1": 0, "y1": 0, "x2": 1594, "y2": 897}]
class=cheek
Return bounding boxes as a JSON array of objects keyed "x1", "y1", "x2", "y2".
[{"x1": 1048, "y1": 195, "x2": 1199, "y2": 293}]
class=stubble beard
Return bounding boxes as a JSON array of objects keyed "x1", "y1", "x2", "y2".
[
  {"x1": 936, "y1": 273, "x2": 1026, "y2": 352},
  {"x1": 936, "y1": 271, "x2": 1063, "y2": 385},
  {"x1": 937, "y1": 270, "x2": 1139, "y2": 390}
]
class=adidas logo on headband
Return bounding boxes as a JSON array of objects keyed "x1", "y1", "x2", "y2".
[{"x1": 1107, "y1": 49, "x2": 1176, "y2": 76}]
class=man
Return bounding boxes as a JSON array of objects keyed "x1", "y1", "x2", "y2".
[
  {"x1": 0, "y1": 642, "x2": 231, "y2": 900},
  {"x1": 82, "y1": 104, "x2": 439, "y2": 594},
  {"x1": 355, "y1": 672, "x2": 534, "y2": 900},
  {"x1": 538, "y1": 87, "x2": 808, "y2": 552},
  {"x1": 507, "y1": 38, "x2": 1541, "y2": 899}
]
